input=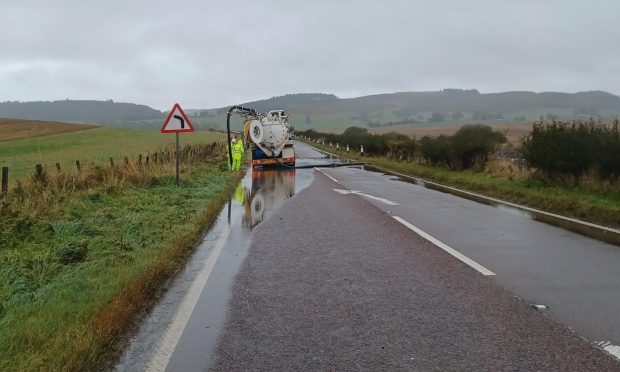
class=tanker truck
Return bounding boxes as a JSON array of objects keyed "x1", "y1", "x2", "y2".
[{"x1": 226, "y1": 106, "x2": 295, "y2": 168}]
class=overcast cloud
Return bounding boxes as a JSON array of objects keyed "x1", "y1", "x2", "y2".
[{"x1": 1, "y1": 0, "x2": 619, "y2": 110}]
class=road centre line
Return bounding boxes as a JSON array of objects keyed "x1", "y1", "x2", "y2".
[
  {"x1": 392, "y1": 216, "x2": 496, "y2": 276},
  {"x1": 333, "y1": 188, "x2": 400, "y2": 206},
  {"x1": 145, "y1": 215, "x2": 236, "y2": 372},
  {"x1": 314, "y1": 167, "x2": 341, "y2": 184}
]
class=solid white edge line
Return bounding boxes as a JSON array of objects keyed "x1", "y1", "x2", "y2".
[
  {"x1": 383, "y1": 169, "x2": 620, "y2": 236},
  {"x1": 392, "y1": 216, "x2": 496, "y2": 276},
  {"x1": 145, "y1": 217, "x2": 235, "y2": 372}
]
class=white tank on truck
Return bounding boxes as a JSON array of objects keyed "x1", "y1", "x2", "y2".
[{"x1": 226, "y1": 106, "x2": 295, "y2": 167}]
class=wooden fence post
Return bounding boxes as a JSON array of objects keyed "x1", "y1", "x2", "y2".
[
  {"x1": 56, "y1": 163, "x2": 61, "y2": 173},
  {"x1": 1, "y1": 167, "x2": 8, "y2": 194},
  {"x1": 138, "y1": 154, "x2": 142, "y2": 165},
  {"x1": 35, "y1": 164, "x2": 44, "y2": 181},
  {"x1": 76, "y1": 160, "x2": 81, "y2": 173},
  {"x1": 146, "y1": 155, "x2": 150, "y2": 165},
  {"x1": 109, "y1": 157, "x2": 114, "y2": 168}
]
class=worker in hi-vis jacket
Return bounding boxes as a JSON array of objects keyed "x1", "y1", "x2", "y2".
[{"x1": 232, "y1": 137, "x2": 244, "y2": 171}]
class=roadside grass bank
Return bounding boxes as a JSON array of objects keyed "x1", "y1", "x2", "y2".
[
  {"x1": 0, "y1": 127, "x2": 223, "y2": 179},
  {"x1": 304, "y1": 141, "x2": 620, "y2": 229},
  {"x1": 0, "y1": 152, "x2": 243, "y2": 370}
]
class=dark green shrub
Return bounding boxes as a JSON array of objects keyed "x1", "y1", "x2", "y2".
[
  {"x1": 520, "y1": 119, "x2": 620, "y2": 180},
  {"x1": 420, "y1": 135, "x2": 452, "y2": 166},
  {"x1": 420, "y1": 125, "x2": 505, "y2": 170},
  {"x1": 450, "y1": 125, "x2": 506, "y2": 170}
]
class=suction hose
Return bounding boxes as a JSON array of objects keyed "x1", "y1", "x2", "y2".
[
  {"x1": 267, "y1": 151, "x2": 367, "y2": 169},
  {"x1": 227, "y1": 105, "x2": 257, "y2": 168}
]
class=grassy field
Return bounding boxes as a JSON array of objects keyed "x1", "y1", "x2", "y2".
[
  {"x1": 0, "y1": 126, "x2": 223, "y2": 179},
  {"x1": 0, "y1": 125, "x2": 239, "y2": 369},
  {"x1": 305, "y1": 141, "x2": 620, "y2": 228},
  {"x1": 0, "y1": 155, "x2": 243, "y2": 370},
  {"x1": 0, "y1": 118, "x2": 95, "y2": 142}
]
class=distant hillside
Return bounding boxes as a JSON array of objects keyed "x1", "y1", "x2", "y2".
[
  {"x1": 0, "y1": 118, "x2": 95, "y2": 142},
  {"x1": 195, "y1": 90, "x2": 620, "y2": 131},
  {"x1": 4, "y1": 90, "x2": 620, "y2": 132},
  {"x1": 0, "y1": 100, "x2": 163, "y2": 126}
]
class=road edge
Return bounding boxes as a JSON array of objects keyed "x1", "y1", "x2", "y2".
[{"x1": 305, "y1": 141, "x2": 620, "y2": 246}]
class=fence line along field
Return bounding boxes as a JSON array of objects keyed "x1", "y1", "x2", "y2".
[
  {"x1": 0, "y1": 125, "x2": 224, "y2": 179},
  {"x1": 0, "y1": 118, "x2": 96, "y2": 142}
]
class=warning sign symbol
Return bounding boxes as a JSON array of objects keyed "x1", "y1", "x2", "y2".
[{"x1": 161, "y1": 103, "x2": 194, "y2": 133}]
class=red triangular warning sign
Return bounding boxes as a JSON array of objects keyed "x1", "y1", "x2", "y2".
[{"x1": 161, "y1": 103, "x2": 195, "y2": 133}]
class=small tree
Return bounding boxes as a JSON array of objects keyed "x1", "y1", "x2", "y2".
[{"x1": 450, "y1": 125, "x2": 506, "y2": 169}]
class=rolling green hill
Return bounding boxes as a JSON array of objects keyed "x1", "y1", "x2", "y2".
[
  {"x1": 194, "y1": 90, "x2": 620, "y2": 132},
  {"x1": 3, "y1": 90, "x2": 620, "y2": 132},
  {"x1": 0, "y1": 100, "x2": 164, "y2": 126}
]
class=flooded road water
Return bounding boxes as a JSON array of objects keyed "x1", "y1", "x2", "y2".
[{"x1": 115, "y1": 142, "x2": 337, "y2": 371}]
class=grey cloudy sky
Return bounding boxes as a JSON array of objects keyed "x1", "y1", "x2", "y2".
[{"x1": 1, "y1": 0, "x2": 619, "y2": 110}]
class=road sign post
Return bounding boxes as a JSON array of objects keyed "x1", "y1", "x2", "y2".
[
  {"x1": 161, "y1": 103, "x2": 194, "y2": 187},
  {"x1": 176, "y1": 132, "x2": 180, "y2": 186}
]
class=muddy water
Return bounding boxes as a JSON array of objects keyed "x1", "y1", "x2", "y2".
[{"x1": 115, "y1": 143, "x2": 334, "y2": 371}]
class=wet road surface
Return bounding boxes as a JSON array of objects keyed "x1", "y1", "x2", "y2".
[
  {"x1": 116, "y1": 142, "x2": 620, "y2": 370},
  {"x1": 116, "y1": 142, "x2": 339, "y2": 371},
  {"x1": 318, "y1": 164, "x2": 620, "y2": 360}
]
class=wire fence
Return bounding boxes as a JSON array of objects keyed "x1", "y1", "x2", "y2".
[{"x1": 1, "y1": 141, "x2": 226, "y2": 195}]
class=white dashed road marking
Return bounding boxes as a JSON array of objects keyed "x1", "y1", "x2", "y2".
[
  {"x1": 392, "y1": 216, "x2": 495, "y2": 276},
  {"x1": 333, "y1": 188, "x2": 400, "y2": 206},
  {"x1": 595, "y1": 341, "x2": 620, "y2": 360},
  {"x1": 314, "y1": 167, "x2": 341, "y2": 184}
]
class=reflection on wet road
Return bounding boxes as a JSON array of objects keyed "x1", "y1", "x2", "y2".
[
  {"x1": 241, "y1": 169, "x2": 296, "y2": 228},
  {"x1": 115, "y1": 142, "x2": 333, "y2": 372}
]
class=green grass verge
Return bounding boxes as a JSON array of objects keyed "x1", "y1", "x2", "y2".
[
  {"x1": 305, "y1": 141, "x2": 620, "y2": 229},
  {"x1": 0, "y1": 127, "x2": 223, "y2": 179},
  {"x1": 0, "y1": 161, "x2": 243, "y2": 370}
]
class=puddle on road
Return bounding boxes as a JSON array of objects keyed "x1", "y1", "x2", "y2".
[
  {"x1": 361, "y1": 165, "x2": 620, "y2": 245},
  {"x1": 116, "y1": 147, "x2": 327, "y2": 371},
  {"x1": 362, "y1": 165, "x2": 539, "y2": 220}
]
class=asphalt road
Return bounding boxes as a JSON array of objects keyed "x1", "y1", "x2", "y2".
[
  {"x1": 317, "y1": 159, "x2": 620, "y2": 357},
  {"x1": 116, "y1": 142, "x2": 620, "y2": 371},
  {"x1": 116, "y1": 144, "x2": 335, "y2": 371}
]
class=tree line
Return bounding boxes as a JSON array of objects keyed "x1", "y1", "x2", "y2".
[
  {"x1": 300, "y1": 119, "x2": 620, "y2": 184},
  {"x1": 297, "y1": 125, "x2": 507, "y2": 171}
]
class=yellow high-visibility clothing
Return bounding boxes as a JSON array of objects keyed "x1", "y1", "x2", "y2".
[{"x1": 232, "y1": 141, "x2": 244, "y2": 170}]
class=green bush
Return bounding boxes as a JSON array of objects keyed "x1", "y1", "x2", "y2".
[
  {"x1": 520, "y1": 119, "x2": 620, "y2": 180},
  {"x1": 450, "y1": 125, "x2": 507, "y2": 169},
  {"x1": 420, "y1": 135, "x2": 452, "y2": 166},
  {"x1": 419, "y1": 125, "x2": 506, "y2": 170}
]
